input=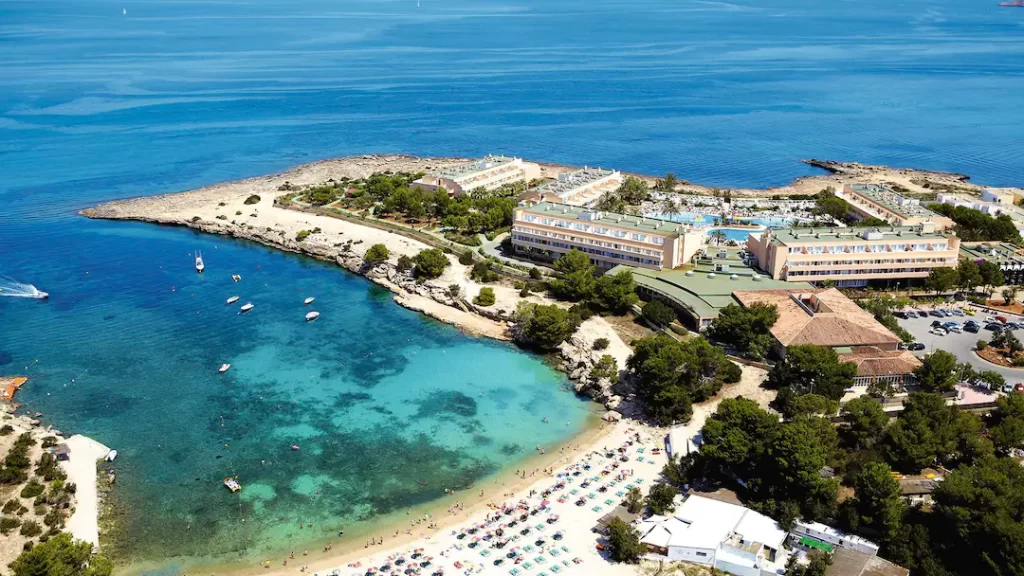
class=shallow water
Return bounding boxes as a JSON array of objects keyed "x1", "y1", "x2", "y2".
[{"x1": 2, "y1": 0, "x2": 1023, "y2": 570}]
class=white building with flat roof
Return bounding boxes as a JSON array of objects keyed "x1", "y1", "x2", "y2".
[
  {"x1": 636, "y1": 495, "x2": 789, "y2": 576},
  {"x1": 530, "y1": 167, "x2": 622, "y2": 207},
  {"x1": 791, "y1": 520, "x2": 880, "y2": 556},
  {"x1": 935, "y1": 192, "x2": 1024, "y2": 234},
  {"x1": 411, "y1": 155, "x2": 540, "y2": 196}
]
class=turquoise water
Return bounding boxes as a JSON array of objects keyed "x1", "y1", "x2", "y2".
[
  {"x1": 708, "y1": 227, "x2": 760, "y2": 243},
  {"x1": 2, "y1": 0, "x2": 1023, "y2": 570}
]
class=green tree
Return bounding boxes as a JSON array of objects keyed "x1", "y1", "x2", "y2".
[
  {"x1": 978, "y1": 260, "x2": 1005, "y2": 291},
  {"x1": 1004, "y1": 286, "x2": 1020, "y2": 306},
  {"x1": 549, "y1": 250, "x2": 596, "y2": 301},
  {"x1": 882, "y1": 392, "x2": 991, "y2": 472},
  {"x1": 815, "y1": 195, "x2": 852, "y2": 222},
  {"x1": 10, "y1": 533, "x2": 112, "y2": 576},
  {"x1": 698, "y1": 397, "x2": 780, "y2": 482},
  {"x1": 956, "y1": 259, "x2": 983, "y2": 293},
  {"x1": 842, "y1": 462, "x2": 905, "y2": 542},
  {"x1": 396, "y1": 255, "x2": 414, "y2": 272},
  {"x1": 413, "y1": 248, "x2": 450, "y2": 279},
  {"x1": 593, "y1": 270, "x2": 638, "y2": 313},
  {"x1": 932, "y1": 456, "x2": 1024, "y2": 575},
  {"x1": 857, "y1": 217, "x2": 889, "y2": 227},
  {"x1": 841, "y1": 396, "x2": 888, "y2": 450},
  {"x1": 766, "y1": 345, "x2": 856, "y2": 400},
  {"x1": 925, "y1": 267, "x2": 959, "y2": 294},
  {"x1": 623, "y1": 487, "x2": 643, "y2": 514},
  {"x1": 656, "y1": 172, "x2": 678, "y2": 192},
  {"x1": 706, "y1": 303, "x2": 778, "y2": 359},
  {"x1": 913, "y1": 350, "x2": 962, "y2": 393},
  {"x1": 590, "y1": 354, "x2": 618, "y2": 382},
  {"x1": 363, "y1": 243, "x2": 390, "y2": 265},
  {"x1": 474, "y1": 287, "x2": 496, "y2": 307},
  {"x1": 786, "y1": 551, "x2": 832, "y2": 576},
  {"x1": 605, "y1": 518, "x2": 644, "y2": 564},
  {"x1": 991, "y1": 391, "x2": 1024, "y2": 451},
  {"x1": 644, "y1": 483, "x2": 679, "y2": 515},
  {"x1": 615, "y1": 177, "x2": 651, "y2": 205},
  {"x1": 929, "y1": 203, "x2": 1024, "y2": 243},
  {"x1": 640, "y1": 300, "x2": 677, "y2": 327},
  {"x1": 511, "y1": 302, "x2": 581, "y2": 351}
]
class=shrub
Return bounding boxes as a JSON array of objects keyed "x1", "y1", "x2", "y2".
[
  {"x1": 1, "y1": 516, "x2": 20, "y2": 535},
  {"x1": 977, "y1": 340, "x2": 988, "y2": 351},
  {"x1": 605, "y1": 517, "x2": 643, "y2": 564},
  {"x1": 363, "y1": 244, "x2": 390, "y2": 265},
  {"x1": 396, "y1": 255, "x2": 414, "y2": 273},
  {"x1": 471, "y1": 262, "x2": 499, "y2": 283},
  {"x1": 413, "y1": 249, "x2": 450, "y2": 279},
  {"x1": 458, "y1": 251, "x2": 475, "y2": 265},
  {"x1": 0, "y1": 425, "x2": 12, "y2": 436},
  {"x1": 448, "y1": 285, "x2": 461, "y2": 299},
  {"x1": 641, "y1": 300, "x2": 677, "y2": 327},
  {"x1": 3, "y1": 499, "x2": 18, "y2": 514},
  {"x1": 590, "y1": 355, "x2": 618, "y2": 382},
  {"x1": 40, "y1": 437, "x2": 57, "y2": 449},
  {"x1": 593, "y1": 338, "x2": 610, "y2": 351},
  {"x1": 20, "y1": 481, "x2": 44, "y2": 499},
  {"x1": 236, "y1": 211, "x2": 242, "y2": 216},
  {"x1": 519, "y1": 288, "x2": 530, "y2": 297},
  {"x1": 244, "y1": 194, "x2": 261, "y2": 205},
  {"x1": 19, "y1": 519, "x2": 42, "y2": 537},
  {"x1": 474, "y1": 287, "x2": 496, "y2": 307},
  {"x1": 529, "y1": 268, "x2": 543, "y2": 280},
  {"x1": 296, "y1": 230, "x2": 311, "y2": 242},
  {"x1": 190, "y1": 216, "x2": 201, "y2": 223}
]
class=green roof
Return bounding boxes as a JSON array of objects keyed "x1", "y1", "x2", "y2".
[
  {"x1": 960, "y1": 242, "x2": 1024, "y2": 265},
  {"x1": 518, "y1": 202, "x2": 684, "y2": 237},
  {"x1": 609, "y1": 262, "x2": 809, "y2": 321},
  {"x1": 799, "y1": 537, "x2": 834, "y2": 553},
  {"x1": 849, "y1": 183, "x2": 941, "y2": 220},
  {"x1": 766, "y1": 225, "x2": 953, "y2": 247}
]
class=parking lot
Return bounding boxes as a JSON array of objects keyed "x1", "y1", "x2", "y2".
[{"x1": 897, "y1": 305, "x2": 1024, "y2": 384}]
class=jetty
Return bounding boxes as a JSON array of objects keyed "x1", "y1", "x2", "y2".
[{"x1": 0, "y1": 376, "x2": 28, "y2": 401}]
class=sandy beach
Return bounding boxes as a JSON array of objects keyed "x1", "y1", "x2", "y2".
[{"x1": 61, "y1": 434, "x2": 112, "y2": 549}]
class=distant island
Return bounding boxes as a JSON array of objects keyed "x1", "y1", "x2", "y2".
[{"x1": 999, "y1": 0, "x2": 1024, "y2": 6}]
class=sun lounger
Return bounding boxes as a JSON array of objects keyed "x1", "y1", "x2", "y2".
[
  {"x1": 550, "y1": 549, "x2": 561, "y2": 557},
  {"x1": 615, "y1": 491, "x2": 624, "y2": 497},
  {"x1": 523, "y1": 562, "x2": 533, "y2": 571},
  {"x1": 535, "y1": 556, "x2": 546, "y2": 564},
  {"x1": 550, "y1": 565, "x2": 562, "y2": 574},
  {"x1": 561, "y1": 546, "x2": 570, "y2": 553},
  {"x1": 592, "y1": 506, "x2": 602, "y2": 512},
  {"x1": 509, "y1": 569, "x2": 520, "y2": 576},
  {"x1": 604, "y1": 499, "x2": 615, "y2": 505},
  {"x1": 637, "y1": 456, "x2": 645, "y2": 462}
]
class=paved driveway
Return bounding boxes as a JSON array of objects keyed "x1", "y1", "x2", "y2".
[{"x1": 897, "y1": 307, "x2": 1024, "y2": 384}]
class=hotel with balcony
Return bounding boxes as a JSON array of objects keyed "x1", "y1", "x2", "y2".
[
  {"x1": 746, "y1": 224, "x2": 961, "y2": 287},
  {"x1": 524, "y1": 167, "x2": 623, "y2": 207},
  {"x1": 839, "y1": 184, "x2": 954, "y2": 230},
  {"x1": 511, "y1": 202, "x2": 705, "y2": 270},
  {"x1": 411, "y1": 155, "x2": 540, "y2": 196}
]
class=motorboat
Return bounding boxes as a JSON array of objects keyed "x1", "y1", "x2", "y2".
[
  {"x1": 219, "y1": 363, "x2": 231, "y2": 373},
  {"x1": 195, "y1": 251, "x2": 205, "y2": 273},
  {"x1": 224, "y1": 477, "x2": 241, "y2": 493},
  {"x1": 305, "y1": 311, "x2": 320, "y2": 322},
  {"x1": 105, "y1": 450, "x2": 117, "y2": 462},
  {"x1": 231, "y1": 274, "x2": 241, "y2": 283},
  {"x1": 226, "y1": 296, "x2": 240, "y2": 305},
  {"x1": 304, "y1": 296, "x2": 315, "y2": 306},
  {"x1": 239, "y1": 302, "x2": 254, "y2": 314}
]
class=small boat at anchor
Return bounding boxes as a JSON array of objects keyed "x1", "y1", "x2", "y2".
[
  {"x1": 305, "y1": 311, "x2": 320, "y2": 322},
  {"x1": 219, "y1": 364, "x2": 231, "y2": 373},
  {"x1": 304, "y1": 296, "x2": 315, "y2": 306},
  {"x1": 231, "y1": 274, "x2": 241, "y2": 283},
  {"x1": 224, "y1": 477, "x2": 241, "y2": 493},
  {"x1": 239, "y1": 302, "x2": 254, "y2": 314},
  {"x1": 195, "y1": 251, "x2": 205, "y2": 273},
  {"x1": 226, "y1": 296, "x2": 240, "y2": 305}
]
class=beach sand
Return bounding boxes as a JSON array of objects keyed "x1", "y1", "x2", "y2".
[{"x1": 61, "y1": 434, "x2": 112, "y2": 549}]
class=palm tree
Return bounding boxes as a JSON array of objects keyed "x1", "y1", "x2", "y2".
[
  {"x1": 709, "y1": 230, "x2": 728, "y2": 246},
  {"x1": 1003, "y1": 286, "x2": 1020, "y2": 305},
  {"x1": 661, "y1": 197, "x2": 680, "y2": 220},
  {"x1": 656, "y1": 172, "x2": 678, "y2": 192}
]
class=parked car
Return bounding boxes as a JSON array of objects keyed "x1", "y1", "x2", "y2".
[
  {"x1": 986, "y1": 323, "x2": 1004, "y2": 332},
  {"x1": 1003, "y1": 382, "x2": 1015, "y2": 394},
  {"x1": 931, "y1": 320, "x2": 944, "y2": 328},
  {"x1": 895, "y1": 311, "x2": 909, "y2": 319},
  {"x1": 930, "y1": 310, "x2": 945, "y2": 317},
  {"x1": 952, "y1": 309, "x2": 965, "y2": 316},
  {"x1": 949, "y1": 326, "x2": 963, "y2": 334},
  {"x1": 964, "y1": 324, "x2": 980, "y2": 333},
  {"x1": 918, "y1": 311, "x2": 930, "y2": 318},
  {"x1": 997, "y1": 315, "x2": 1009, "y2": 324},
  {"x1": 965, "y1": 309, "x2": 976, "y2": 316},
  {"x1": 908, "y1": 343, "x2": 926, "y2": 351}
]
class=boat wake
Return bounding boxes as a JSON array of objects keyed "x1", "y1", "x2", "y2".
[{"x1": 0, "y1": 275, "x2": 48, "y2": 299}]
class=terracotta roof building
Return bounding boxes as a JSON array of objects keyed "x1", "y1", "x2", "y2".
[{"x1": 731, "y1": 288, "x2": 919, "y2": 389}]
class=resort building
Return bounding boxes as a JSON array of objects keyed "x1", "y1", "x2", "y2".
[
  {"x1": 636, "y1": 494, "x2": 790, "y2": 576},
  {"x1": 746, "y1": 224, "x2": 961, "y2": 287},
  {"x1": 607, "y1": 250, "x2": 808, "y2": 330},
  {"x1": 961, "y1": 242, "x2": 1024, "y2": 285},
  {"x1": 935, "y1": 191, "x2": 1024, "y2": 235},
  {"x1": 731, "y1": 288, "x2": 921, "y2": 388},
  {"x1": 511, "y1": 203, "x2": 705, "y2": 270},
  {"x1": 525, "y1": 167, "x2": 622, "y2": 207},
  {"x1": 411, "y1": 155, "x2": 540, "y2": 196},
  {"x1": 839, "y1": 184, "x2": 953, "y2": 230}
]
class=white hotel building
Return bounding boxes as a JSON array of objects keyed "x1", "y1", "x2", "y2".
[
  {"x1": 528, "y1": 167, "x2": 623, "y2": 207},
  {"x1": 511, "y1": 202, "x2": 705, "y2": 270},
  {"x1": 411, "y1": 155, "x2": 540, "y2": 197}
]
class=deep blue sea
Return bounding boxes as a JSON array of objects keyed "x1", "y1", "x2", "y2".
[{"x1": 1, "y1": 0, "x2": 1022, "y2": 570}]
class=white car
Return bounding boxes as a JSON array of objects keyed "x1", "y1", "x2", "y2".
[{"x1": 930, "y1": 328, "x2": 947, "y2": 336}]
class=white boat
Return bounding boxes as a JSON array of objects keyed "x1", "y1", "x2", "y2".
[
  {"x1": 304, "y1": 297, "x2": 315, "y2": 306},
  {"x1": 231, "y1": 274, "x2": 241, "y2": 283},
  {"x1": 224, "y1": 477, "x2": 241, "y2": 493},
  {"x1": 305, "y1": 311, "x2": 320, "y2": 322},
  {"x1": 104, "y1": 449, "x2": 117, "y2": 462},
  {"x1": 219, "y1": 363, "x2": 231, "y2": 373},
  {"x1": 226, "y1": 296, "x2": 240, "y2": 305},
  {"x1": 195, "y1": 251, "x2": 205, "y2": 273},
  {"x1": 239, "y1": 302, "x2": 254, "y2": 314}
]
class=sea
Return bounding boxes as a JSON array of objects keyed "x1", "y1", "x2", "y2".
[{"x1": 1, "y1": 0, "x2": 1022, "y2": 571}]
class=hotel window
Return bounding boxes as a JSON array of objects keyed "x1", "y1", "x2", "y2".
[
  {"x1": 652, "y1": 237, "x2": 664, "y2": 245},
  {"x1": 871, "y1": 245, "x2": 885, "y2": 253},
  {"x1": 542, "y1": 218, "x2": 553, "y2": 226},
  {"x1": 595, "y1": 227, "x2": 609, "y2": 234},
  {"x1": 613, "y1": 230, "x2": 627, "y2": 238}
]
